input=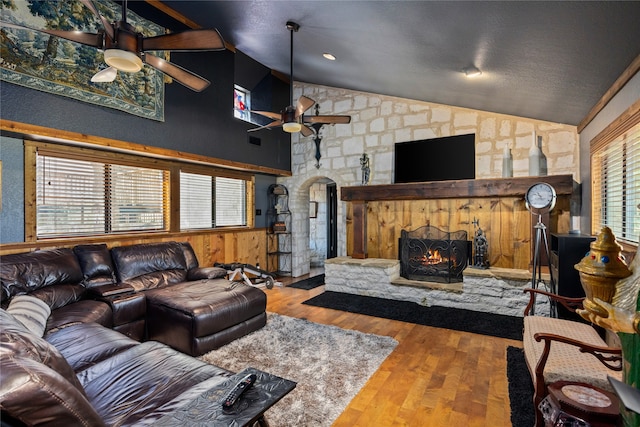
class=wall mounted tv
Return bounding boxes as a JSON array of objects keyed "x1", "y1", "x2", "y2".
[{"x1": 394, "y1": 134, "x2": 476, "y2": 183}]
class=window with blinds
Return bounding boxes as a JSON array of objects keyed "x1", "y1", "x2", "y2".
[
  {"x1": 180, "y1": 172, "x2": 247, "y2": 229},
  {"x1": 591, "y1": 121, "x2": 640, "y2": 244},
  {"x1": 36, "y1": 154, "x2": 168, "y2": 238}
]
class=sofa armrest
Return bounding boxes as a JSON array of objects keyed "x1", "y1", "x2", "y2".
[
  {"x1": 523, "y1": 288, "x2": 584, "y2": 316},
  {"x1": 187, "y1": 267, "x2": 228, "y2": 281},
  {"x1": 88, "y1": 283, "x2": 135, "y2": 298}
]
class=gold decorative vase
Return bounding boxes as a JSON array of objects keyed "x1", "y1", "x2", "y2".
[{"x1": 574, "y1": 227, "x2": 631, "y2": 317}]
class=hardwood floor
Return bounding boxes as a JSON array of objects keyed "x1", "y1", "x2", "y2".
[{"x1": 267, "y1": 274, "x2": 523, "y2": 426}]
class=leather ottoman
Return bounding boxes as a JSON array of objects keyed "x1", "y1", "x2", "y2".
[{"x1": 145, "y1": 279, "x2": 267, "y2": 356}]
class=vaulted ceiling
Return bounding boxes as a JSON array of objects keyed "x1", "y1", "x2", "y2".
[{"x1": 161, "y1": 1, "x2": 640, "y2": 127}]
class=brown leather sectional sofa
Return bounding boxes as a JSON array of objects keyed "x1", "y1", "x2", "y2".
[
  {"x1": 0, "y1": 241, "x2": 268, "y2": 425},
  {"x1": 0, "y1": 241, "x2": 267, "y2": 354}
]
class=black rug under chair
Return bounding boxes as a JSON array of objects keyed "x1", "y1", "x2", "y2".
[
  {"x1": 302, "y1": 291, "x2": 523, "y2": 340},
  {"x1": 507, "y1": 346, "x2": 536, "y2": 427}
]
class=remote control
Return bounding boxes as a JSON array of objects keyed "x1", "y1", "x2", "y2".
[{"x1": 222, "y1": 373, "x2": 257, "y2": 410}]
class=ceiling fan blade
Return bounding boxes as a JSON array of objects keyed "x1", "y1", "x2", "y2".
[
  {"x1": 300, "y1": 125, "x2": 314, "y2": 137},
  {"x1": 250, "y1": 111, "x2": 282, "y2": 121},
  {"x1": 0, "y1": 21, "x2": 103, "y2": 48},
  {"x1": 143, "y1": 29, "x2": 225, "y2": 52},
  {"x1": 91, "y1": 66, "x2": 117, "y2": 82},
  {"x1": 78, "y1": 0, "x2": 114, "y2": 41},
  {"x1": 296, "y1": 96, "x2": 315, "y2": 118},
  {"x1": 144, "y1": 53, "x2": 210, "y2": 92},
  {"x1": 248, "y1": 121, "x2": 282, "y2": 133},
  {"x1": 305, "y1": 115, "x2": 352, "y2": 125}
]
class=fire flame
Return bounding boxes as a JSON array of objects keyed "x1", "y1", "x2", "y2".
[{"x1": 422, "y1": 249, "x2": 443, "y2": 265}]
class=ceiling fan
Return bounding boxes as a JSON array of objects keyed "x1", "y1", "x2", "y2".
[
  {"x1": 1, "y1": 0, "x2": 225, "y2": 92},
  {"x1": 249, "y1": 21, "x2": 351, "y2": 136}
]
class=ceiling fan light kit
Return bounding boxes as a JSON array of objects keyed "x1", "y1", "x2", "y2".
[
  {"x1": 103, "y1": 49, "x2": 143, "y2": 73},
  {"x1": 282, "y1": 106, "x2": 302, "y2": 133},
  {"x1": 248, "y1": 21, "x2": 351, "y2": 137},
  {"x1": 90, "y1": 66, "x2": 118, "y2": 82},
  {"x1": 2, "y1": 0, "x2": 226, "y2": 91}
]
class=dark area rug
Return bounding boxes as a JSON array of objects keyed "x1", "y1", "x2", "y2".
[
  {"x1": 303, "y1": 291, "x2": 523, "y2": 340},
  {"x1": 288, "y1": 274, "x2": 325, "y2": 290},
  {"x1": 507, "y1": 346, "x2": 535, "y2": 427}
]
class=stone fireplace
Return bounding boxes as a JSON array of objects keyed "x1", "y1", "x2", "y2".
[{"x1": 399, "y1": 226, "x2": 470, "y2": 283}]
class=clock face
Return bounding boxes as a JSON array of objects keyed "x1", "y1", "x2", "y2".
[{"x1": 526, "y1": 183, "x2": 556, "y2": 211}]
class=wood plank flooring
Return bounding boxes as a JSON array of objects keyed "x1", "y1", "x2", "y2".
[{"x1": 266, "y1": 274, "x2": 524, "y2": 426}]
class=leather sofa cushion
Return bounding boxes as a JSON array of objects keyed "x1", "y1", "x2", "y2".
[
  {"x1": 180, "y1": 242, "x2": 200, "y2": 270},
  {"x1": 187, "y1": 266, "x2": 228, "y2": 281},
  {"x1": 78, "y1": 341, "x2": 232, "y2": 426},
  {"x1": 0, "y1": 309, "x2": 83, "y2": 391},
  {"x1": 30, "y1": 283, "x2": 85, "y2": 310},
  {"x1": 146, "y1": 279, "x2": 267, "y2": 338},
  {"x1": 73, "y1": 244, "x2": 117, "y2": 288},
  {"x1": 46, "y1": 322, "x2": 139, "y2": 373},
  {"x1": 0, "y1": 248, "x2": 83, "y2": 304},
  {"x1": 111, "y1": 242, "x2": 187, "y2": 284},
  {"x1": 0, "y1": 310, "x2": 106, "y2": 427},
  {"x1": 123, "y1": 269, "x2": 188, "y2": 292},
  {"x1": 46, "y1": 299, "x2": 113, "y2": 332}
]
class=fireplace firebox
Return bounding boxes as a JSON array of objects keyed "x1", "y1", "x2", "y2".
[{"x1": 399, "y1": 226, "x2": 470, "y2": 283}]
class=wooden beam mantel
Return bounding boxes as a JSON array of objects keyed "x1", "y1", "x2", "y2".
[
  {"x1": 341, "y1": 175, "x2": 574, "y2": 202},
  {"x1": 341, "y1": 175, "x2": 575, "y2": 259}
]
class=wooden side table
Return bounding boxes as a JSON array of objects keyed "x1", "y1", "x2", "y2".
[
  {"x1": 539, "y1": 381, "x2": 620, "y2": 427},
  {"x1": 155, "y1": 367, "x2": 296, "y2": 426}
]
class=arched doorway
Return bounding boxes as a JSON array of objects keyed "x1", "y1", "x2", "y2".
[{"x1": 308, "y1": 178, "x2": 338, "y2": 269}]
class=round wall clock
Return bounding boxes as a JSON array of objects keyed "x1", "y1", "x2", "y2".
[{"x1": 525, "y1": 182, "x2": 557, "y2": 213}]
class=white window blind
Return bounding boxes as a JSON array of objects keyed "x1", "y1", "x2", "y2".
[
  {"x1": 36, "y1": 154, "x2": 167, "y2": 238},
  {"x1": 180, "y1": 172, "x2": 213, "y2": 229},
  {"x1": 215, "y1": 177, "x2": 247, "y2": 227},
  {"x1": 180, "y1": 172, "x2": 247, "y2": 229},
  {"x1": 592, "y1": 121, "x2": 640, "y2": 244}
]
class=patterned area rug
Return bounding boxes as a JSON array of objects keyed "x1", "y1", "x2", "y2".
[{"x1": 199, "y1": 313, "x2": 398, "y2": 426}]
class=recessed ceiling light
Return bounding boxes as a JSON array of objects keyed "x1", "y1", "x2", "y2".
[
  {"x1": 323, "y1": 53, "x2": 336, "y2": 61},
  {"x1": 463, "y1": 66, "x2": 482, "y2": 78}
]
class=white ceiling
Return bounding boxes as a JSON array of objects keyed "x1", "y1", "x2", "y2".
[{"x1": 162, "y1": 1, "x2": 640, "y2": 126}]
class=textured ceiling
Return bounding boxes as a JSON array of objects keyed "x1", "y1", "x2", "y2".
[{"x1": 162, "y1": 1, "x2": 640, "y2": 126}]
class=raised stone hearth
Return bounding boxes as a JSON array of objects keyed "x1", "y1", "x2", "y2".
[{"x1": 324, "y1": 257, "x2": 550, "y2": 317}]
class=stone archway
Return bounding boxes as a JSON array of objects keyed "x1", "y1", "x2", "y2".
[{"x1": 277, "y1": 174, "x2": 348, "y2": 277}]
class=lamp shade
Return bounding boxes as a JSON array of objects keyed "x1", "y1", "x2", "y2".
[
  {"x1": 281, "y1": 106, "x2": 301, "y2": 133},
  {"x1": 104, "y1": 49, "x2": 143, "y2": 73},
  {"x1": 283, "y1": 122, "x2": 302, "y2": 133}
]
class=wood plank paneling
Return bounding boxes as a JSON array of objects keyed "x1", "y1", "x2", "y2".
[
  {"x1": 358, "y1": 195, "x2": 569, "y2": 270},
  {"x1": 0, "y1": 229, "x2": 268, "y2": 269},
  {"x1": 344, "y1": 175, "x2": 574, "y2": 270}
]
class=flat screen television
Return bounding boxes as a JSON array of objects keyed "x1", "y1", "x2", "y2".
[{"x1": 394, "y1": 134, "x2": 476, "y2": 183}]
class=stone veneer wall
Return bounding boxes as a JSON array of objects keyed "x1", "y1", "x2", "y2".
[
  {"x1": 277, "y1": 83, "x2": 579, "y2": 277},
  {"x1": 324, "y1": 257, "x2": 551, "y2": 317}
]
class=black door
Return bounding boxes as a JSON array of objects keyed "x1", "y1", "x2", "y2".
[{"x1": 327, "y1": 183, "x2": 338, "y2": 259}]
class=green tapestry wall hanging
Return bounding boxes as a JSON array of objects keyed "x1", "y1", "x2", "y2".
[{"x1": 0, "y1": 0, "x2": 165, "y2": 121}]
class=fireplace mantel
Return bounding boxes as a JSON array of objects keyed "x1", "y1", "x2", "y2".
[
  {"x1": 341, "y1": 175, "x2": 574, "y2": 201},
  {"x1": 341, "y1": 175, "x2": 576, "y2": 260}
]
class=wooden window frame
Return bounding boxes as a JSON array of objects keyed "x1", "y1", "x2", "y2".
[
  {"x1": 590, "y1": 98, "x2": 640, "y2": 251},
  {"x1": 25, "y1": 140, "x2": 255, "y2": 242}
]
